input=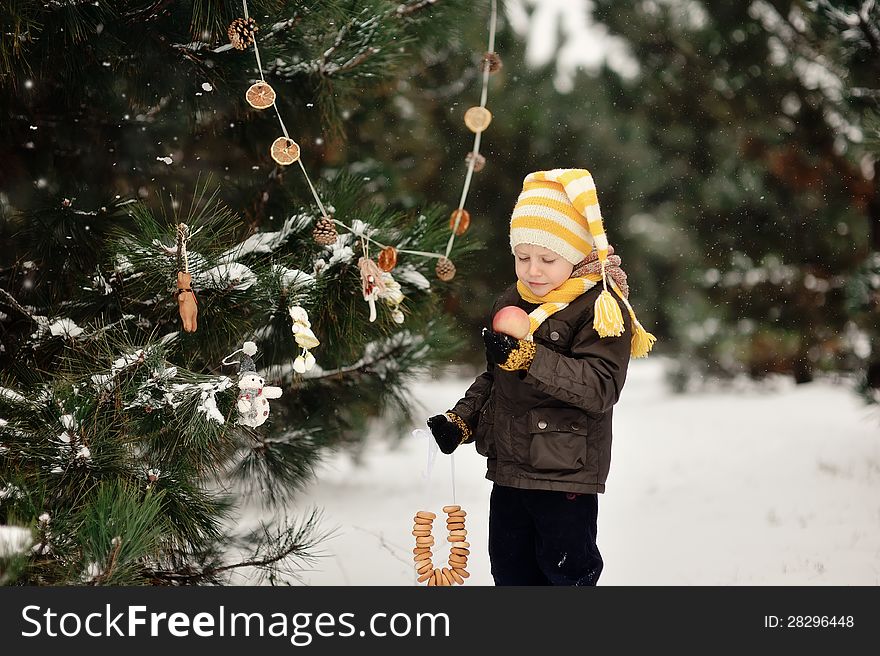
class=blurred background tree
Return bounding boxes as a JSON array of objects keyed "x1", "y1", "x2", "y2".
[{"x1": 586, "y1": 0, "x2": 879, "y2": 394}]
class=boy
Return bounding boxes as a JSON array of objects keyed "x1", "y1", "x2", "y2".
[{"x1": 427, "y1": 168, "x2": 654, "y2": 586}]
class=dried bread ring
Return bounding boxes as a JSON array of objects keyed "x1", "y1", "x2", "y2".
[{"x1": 412, "y1": 507, "x2": 471, "y2": 586}]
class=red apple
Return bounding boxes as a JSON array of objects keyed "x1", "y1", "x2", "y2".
[{"x1": 492, "y1": 305, "x2": 531, "y2": 340}]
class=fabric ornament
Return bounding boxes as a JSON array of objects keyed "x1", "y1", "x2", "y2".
[
  {"x1": 378, "y1": 271, "x2": 405, "y2": 324},
  {"x1": 358, "y1": 256, "x2": 387, "y2": 323},
  {"x1": 289, "y1": 306, "x2": 319, "y2": 373}
]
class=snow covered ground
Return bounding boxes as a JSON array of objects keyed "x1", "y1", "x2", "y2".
[{"x1": 238, "y1": 357, "x2": 880, "y2": 586}]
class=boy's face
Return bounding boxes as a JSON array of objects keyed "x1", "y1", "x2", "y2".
[{"x1": 514, "y1": 244, "x2": 575, "y2": 297}]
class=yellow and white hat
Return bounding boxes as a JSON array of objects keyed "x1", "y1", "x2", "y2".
[
  {"x1": 509, "y1": 168, "x2": 608, "y2": 266},
  {"x1": 508, "y1": 167, "x2": 657, "y2": 358}
]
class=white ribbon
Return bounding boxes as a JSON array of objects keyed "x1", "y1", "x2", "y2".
[
  {"x1": 411, "y1": 428, "x2": 439, "y2": 483},
  {"x1": 412, "y1": 427, "x2": 457, "y2": 506}
]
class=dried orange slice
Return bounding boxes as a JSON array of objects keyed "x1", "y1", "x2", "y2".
[
  {"x1": 270, "y1": 137, "x2": 300, "y2": 166},
  {"x1": 378, "y1": 246, "x2": 398, "y2": 272},
  {"x1": 449, "y1": 209, "x2": 470, "y2": 236},
  {"x1": 464, "y1": 106, "x2": 492, "y2": 133},
  {"x1": 245, "y1": 82, "x2": 276, "y2": 110}
]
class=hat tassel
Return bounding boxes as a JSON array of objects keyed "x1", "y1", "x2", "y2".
[
  {"x1": 606, "y1": 276, "x2": 656, "y2": 358},
  {"x1": 593, "y1": 259, "x2": 625, "y2": 338},
  {"x1": 628, "y1": 309, "x2": 656, "y2": 358}
]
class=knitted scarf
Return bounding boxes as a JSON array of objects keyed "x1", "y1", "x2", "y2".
[{"x1": 516, "y1": 246, "x2": 655, "y2": 358}]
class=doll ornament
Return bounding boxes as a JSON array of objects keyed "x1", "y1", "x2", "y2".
[
  {"x1": 176, "y1": 271, "x2": 198, "y2": 332},
  {"x1": 175, "y1": 223, "x2": 198, "y2": 333}
]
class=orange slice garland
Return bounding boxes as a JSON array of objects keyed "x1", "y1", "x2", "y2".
[
  {"x1": 449, "y1": 209, "x2": 470, "y2": 236},
  {"x1": 463, "y1": 106, "x2": 492, "y2": 133},
  {"x1": 378, "y1": 246, "x2": 398, "y2": 272},
  {"x1": 270, "y1": 137, "x2": 300, "y2": 166},
  {"x1": 246, "y1": 81, "x2": 276, "y2": 110}
]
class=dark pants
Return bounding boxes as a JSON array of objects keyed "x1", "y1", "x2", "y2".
[{"x1": 488, "y1": 483, "x2": 603, "y2": 586}]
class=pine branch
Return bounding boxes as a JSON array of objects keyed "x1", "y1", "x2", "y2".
[
  {"x1": 0, "y1": 287, "x2": 38, "y2": 323},
  {"x1": 331, "y1": 46, "x2": 380, "y2": 76},
  {"x1": 856, "y1": 4, "x2": 880, "y2": 66},
  {"x1": 394, "y1": 0, "x2": 439, "y2": 17},
  {"x1": 42, "y1": 1, "x2": 96, "y2": 10},
  {"x1": 123, "y1": 0, "x2": 177, "y2": 23},
  {"x1": 145, "y1": 510, "x2": 330, "y2": 584},
  {"x1": 94, "y1": 536, "x2": 122, "y2": 584}
]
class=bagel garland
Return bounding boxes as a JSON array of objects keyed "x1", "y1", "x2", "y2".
[{"x1": 412, "y1": 505, "x2": 469, "y2": 586}]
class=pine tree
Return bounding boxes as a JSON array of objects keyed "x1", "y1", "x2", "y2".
[
  {"x1": 0, "y1": 0, "x2": 477, "y2": 585},
  {"x1": 583, "y1": 1, "x2": 880, "y2": 388}
]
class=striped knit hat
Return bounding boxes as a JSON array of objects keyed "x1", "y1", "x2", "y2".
[{"x1": 509, "y1": 168, "x2": 609, "y2": 266}]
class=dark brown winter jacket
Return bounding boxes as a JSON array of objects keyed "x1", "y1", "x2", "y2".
[{"x1": 450, "y1": 282, "x2": 632, "y2": 494}]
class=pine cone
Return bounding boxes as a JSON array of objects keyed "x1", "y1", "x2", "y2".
[
  {"x1": 465, "y1": 151, "x2": 486, "y2": 172},
  {"x1": 228, "y1": 17, "x2": 258, "y2": 50},
  {"x1": 481, "y1": 51, "x2": 503, "y2": 74},
  {"x1": 312, "y1": 216, "x2": 338, "y2": 246},
  {"x1": 435, "y1": 257, "x2": 456, "y2": 282}
]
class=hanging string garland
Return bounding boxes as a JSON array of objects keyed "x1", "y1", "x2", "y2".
[
  {"x1": 444, "y1": 0, "x2": 501, "y2": 268},
  {"x1": 412, "y1": 506, "x2": 470, "y2": 586},
  {"x1": 226, "y1": 0, "x2": 500, "y2": 303}
]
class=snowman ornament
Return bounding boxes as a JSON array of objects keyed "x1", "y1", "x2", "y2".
[{"x1": 233, "y1": 341, "x2": 283, "y2": 428}]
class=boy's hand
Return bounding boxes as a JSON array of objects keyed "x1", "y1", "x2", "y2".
[
  {"x1": 482, "y1": 328, "x2": 537, "y2": 371},
  {"x1": 427, "y1": 413, "x2": 471, "y2": 454}
]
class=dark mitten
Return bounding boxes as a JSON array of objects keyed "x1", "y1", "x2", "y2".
[
  {"x1": 427, "y1": 412, "x2": 471, "y2": 455},
  {"x1": 482, "y1": 328, "x2": 537, "y2": 371}
]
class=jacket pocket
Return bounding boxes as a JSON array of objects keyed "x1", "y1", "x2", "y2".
[
  {"x1": 526, "y1": 407, "x2": 588, "y2": 472},
  {"x1": 474, "y1": 396, "x2": 496, "y2": 458}
]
